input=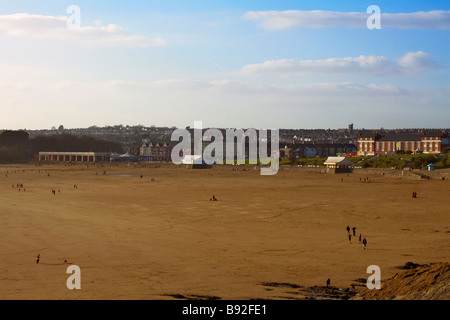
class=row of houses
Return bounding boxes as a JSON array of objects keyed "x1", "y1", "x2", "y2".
[
  {"x1": 356, "y1": 131, "x2": 449, "y2": 156},
  {"x1": 35, "y1": 130, "x2": 449, "y2": 163},
  {"x1": 137, "y1": 141, "x2": 173, "y2": 161},
  {"x1": 280, "y1": 142, "x2": 357, "y2": 159},
  {"x1": 136, "y1": 131, "x2": 449, "y2": 162}
]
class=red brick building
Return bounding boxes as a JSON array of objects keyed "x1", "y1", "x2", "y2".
[{"x1": 357, "y1": 131, "x2": 449, "y2": 156}]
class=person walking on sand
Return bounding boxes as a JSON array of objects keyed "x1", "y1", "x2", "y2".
[
  {"x1": 36, "y1": 254, "x2": 40, "y2": 264},
  {"x1": 346, "y1": 225, "x2": 350, "y2": 237},
  {"x1": 326, "y1": 278, "x2": 331, "y2": 288},
  {"x1": 359, "y1": 234, "x2": 362, "y2": 243},
  {"x1": 348, "y1": 234, "x2": 352, "y2": 243},
  {"x1": 363, "y1": 238, "x2": 367, "y2": 250},
  {"x1": 352, "y1": 226, "x2": 356, "y2": 237}
]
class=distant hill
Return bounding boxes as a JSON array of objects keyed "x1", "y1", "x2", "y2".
[{"x1": 19, "y1": 125, "x2": 449, "y2": 146}]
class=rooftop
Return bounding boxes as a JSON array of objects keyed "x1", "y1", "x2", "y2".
[{"x1": 324, "y1": 157, "x2": 353, "y2": 166}]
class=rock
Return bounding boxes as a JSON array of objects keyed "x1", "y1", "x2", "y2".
[{"x1": 352, "y1": 262, "x2": 449, "y2": 300}]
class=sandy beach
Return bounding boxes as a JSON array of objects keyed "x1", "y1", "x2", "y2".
[{"x1": 0, "y1": 163, "x2": 448, "y2": 300}]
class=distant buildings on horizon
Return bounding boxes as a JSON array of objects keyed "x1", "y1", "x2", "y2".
[{"x1": 8, "y1": 124, "x2": 448, "y2": 162}]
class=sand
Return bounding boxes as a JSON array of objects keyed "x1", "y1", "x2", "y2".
[{"x1": 0, "y1": 163, "x2": 448, "y2": 300}]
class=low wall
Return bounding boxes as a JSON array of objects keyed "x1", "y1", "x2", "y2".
[
  {"x1": 279, "y1": 165, "x2": 449, "y2": 180},
  {"x1": 279, "y1": 165, "x2": 325, "y2": 173}
]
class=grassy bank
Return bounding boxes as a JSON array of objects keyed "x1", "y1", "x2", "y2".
[{"x1": 279, "y1": 153, "x2": 450, "y2": 170}]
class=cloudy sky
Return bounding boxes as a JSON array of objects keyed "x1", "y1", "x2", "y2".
[{"x1": 0, "y1": 0, "x2": 449, "y2": 130}]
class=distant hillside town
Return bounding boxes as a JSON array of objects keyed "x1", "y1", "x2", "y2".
[
  {"x1": 20, "y1": 123, "x2": 450, "y2": 145},
  {"x1": 0, "y1": 124, "x2": 449, "y2": 164}
]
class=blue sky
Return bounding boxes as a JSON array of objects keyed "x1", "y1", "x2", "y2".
[{"x1": 0, "y1": 0, "x2": 449, "y2": 130}]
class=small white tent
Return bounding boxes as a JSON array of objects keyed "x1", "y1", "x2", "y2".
[
  {"x1": 324, "y1": 157, "x2": 353, "y2": 168},
  {"x1": 324, "y1": 156, "x2": 353, "y2": 173},
  {"x1": 181, "y1": 155, "x2": 203, "y2": 165}
]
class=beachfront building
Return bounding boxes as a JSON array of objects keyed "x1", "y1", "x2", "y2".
[
  {"x1": 357, "y1": 131, "x2": 449, "y2": 156},
  {"x1": 139, "y1": 141, "x2": 174, "y2": 161},
  {"x1": 324, "y1": 157, "x2": 353, "y2": 174},
  {"x1": 38, "y1": 151, "x2": 111, "y2": 162}
]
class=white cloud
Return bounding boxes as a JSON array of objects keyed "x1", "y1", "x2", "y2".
[
  {"x1": 244, "y1": 10, "x2": 450, "y2": 30},
  {"x1": 240, "y1": 52, "x2": 438, "y2": 77},
  {"x1": 382, "y1": 11, "x2": 450, "y2": 29},
  {"x1": 396, "y1": 51, "x2": 438, "y2": 73},
  {"x1": 2, "y1": 76, "x2": 448, "y2": 130},
  {"x1": 0, "y1": 13, "x2": 168, "y2": 47},
  {"x1": 48, "y1": 78, "x2": 405, "y2": 97}
]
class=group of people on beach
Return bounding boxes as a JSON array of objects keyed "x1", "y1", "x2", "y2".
[
  {"x1": 346, "y1": 225, "x2": 367, "y2": 250},
  {"x1": 12, "y1": 183, "x2": 25, "y2": 191},
  {"x1": 322, "y1": 225, "x2": 370, "y2": 289}
]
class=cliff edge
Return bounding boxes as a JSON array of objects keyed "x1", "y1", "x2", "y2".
[{"x1": 353, "y1": 262, "x2": 449, "y2": 300}]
